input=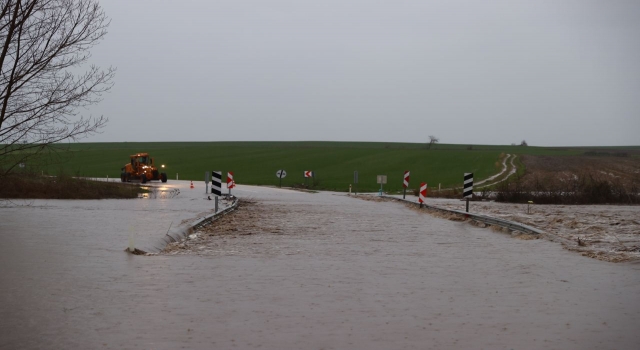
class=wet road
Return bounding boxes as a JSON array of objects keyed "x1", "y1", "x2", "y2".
[{"x1": 1, "y1": 183, "x2": 639, "y2": 349}]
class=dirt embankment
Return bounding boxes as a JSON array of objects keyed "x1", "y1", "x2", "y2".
[
  {"x1": 496, "y1": 154, "x2": 640, "y2": 204},
  {"x1": 163, "y1": 200, "x2": 295, "y2": 256},
  {"x1": 521, "y1": 154, "x2": 640, "y2": 186},
  {"x1": 411, "y1": 197, "x2": 640, "y2": 263},
  {"x1": 0, "y1": 173, "x2": 144, "y2": 199}
]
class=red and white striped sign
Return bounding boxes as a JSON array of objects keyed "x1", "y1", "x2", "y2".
[
  {"x1": 403, "y1": 170, "x2": 410, "y2": 188},
  {"x1": 304, "y1": 170, "x2": 313, "y2": 178},
  {"x1": 419, "y1": 182, "x2": 427, "y2": 203},
  {"x1": 227, "y1": 172, "x2": 235, "y2": 189}
]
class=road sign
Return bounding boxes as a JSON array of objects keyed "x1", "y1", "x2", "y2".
[
  {"x1": 403, "y1": 170, "x2": 410, "y2": 199},
  {"x1": 276, "y1": 169, "x2": 286, "y2": 188},
  {"x1": 376, "y1": 175, "x2": 387, "y2": 184},
  {"x1": 304, "y1": 170, "x2": 313, "y2": 178},
  {"x1": 463, "y1": 173, "x2": 473, "y2": 198},
  {"x1": 227, "y1": 172, "x2": 235, "y2": 189},
  {"x1": 419, "y1": 183, "x2": 427, "y2": 204},
  {"x1": 211, "y1": 171, "x2": 222, "y2": 196}
]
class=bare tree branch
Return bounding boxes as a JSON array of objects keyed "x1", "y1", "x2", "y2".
[{"x1": 0, "y1": 0, "x2": 114, "y2": 176}]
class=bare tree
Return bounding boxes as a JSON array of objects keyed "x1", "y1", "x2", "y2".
[
  {"x1": 427, "y1": 135, "x2": 439, "y2": 149},
  {"x1": 0, "y1": 0, "x2": 114, "y2": 176},
  {"x1": 520, "y1": 140, "x2": 528, "y2": 146}
]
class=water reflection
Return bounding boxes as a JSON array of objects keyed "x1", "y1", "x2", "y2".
[{"x1": 137, "y1": 187, "x2": 180, "y2": 199}]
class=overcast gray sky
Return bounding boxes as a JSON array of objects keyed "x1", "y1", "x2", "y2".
[{"x1": 83, "y1": 0, "x2": 640, "y2": 146}]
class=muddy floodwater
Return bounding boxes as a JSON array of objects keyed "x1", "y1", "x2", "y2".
[{"x1": 1, "y1": 182, "x2": 639, "y2": 349}]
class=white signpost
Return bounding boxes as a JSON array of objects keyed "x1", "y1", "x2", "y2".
[
  {"x1": 377, "y1": 175, "x2": 387, "y2": 196},
  {"x1": 354, "y1": 171, "x2": 359, "y2": 195}
]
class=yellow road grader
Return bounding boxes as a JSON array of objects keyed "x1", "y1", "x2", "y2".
[{"x1": 120, "y1": 153, "x2": 167, "y2": 183}]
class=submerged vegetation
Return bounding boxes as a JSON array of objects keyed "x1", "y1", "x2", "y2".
[{"x1": 0, "y1": 172, "x2": 144, "y2": 199}]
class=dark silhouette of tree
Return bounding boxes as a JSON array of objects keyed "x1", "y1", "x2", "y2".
[
  {"x1": 0, "y1": 0, "x2": 114, "y2": 176},
  {"x1": 520, "y1": 140, "x2": 528, "y2": 146},
  {"x1": 427, "y1": 135, "x2": 439, "y2": 149}
]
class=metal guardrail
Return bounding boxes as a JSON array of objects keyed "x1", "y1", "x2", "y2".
[
  {"x1": 190, "y1": 197, "x2": 239, "y2": 230},
  {"x1": 137, "y1": 197, "x2": 240, "y2": 253},
  {"x1": 382, "y1": 195, "x2": 545, "y2": 235}
]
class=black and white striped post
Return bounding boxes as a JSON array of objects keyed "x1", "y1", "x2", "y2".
[
  {"x1": 463, "y1": 172, "x2": 473, "y2": 212},
  {"x1": 212, "y1": 171, "x2": 222, "y2": 212}
]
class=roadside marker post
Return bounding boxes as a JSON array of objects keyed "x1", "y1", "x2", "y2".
[
  {"x1": 419, "y1": 182, "x2": 427, "y2": 208},
  {"x1": 212, "y1": 171, "x2": 222, "y2": 196},
  {"x1": 227, "y1": 172, "x2": 235, "y2": 195},
  {"x1": 463, "y1": 173, "x2": 473, "y2": 212},
  {"x1": 354, "y1": 171, "x2": 359, "y2": 195},
  {"x1": 205, "y1": 171, "x2": 210, "y2": 194},
  {"x1": 212, "y1": 171, "x2": 222, "y2": 212},
  {"x1": 403, "y1": 170, "x2": 410, "y2": 199}
]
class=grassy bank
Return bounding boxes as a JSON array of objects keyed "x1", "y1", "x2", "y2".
[
  {"x1": 14, "y1": 141, "x2": 640, "y2": 193},
  {"x1": 0, "y1": 173, "x2": 144, "y2": 199},
  {"x1": 32, "y1": 142, "x2": 506, "y2": 192}
]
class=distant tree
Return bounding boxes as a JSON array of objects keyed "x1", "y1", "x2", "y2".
[
  {"x1": 427, "y1": 135, "x2": 439, "y2": 149},
  {"x1": 0, "y1": 0, "x2": 115, "y2": 176},
  {"x1": 520, "y1": 140, "x2": 528, "y2": 147}
]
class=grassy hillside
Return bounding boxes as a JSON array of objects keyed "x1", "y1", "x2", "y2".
[{"x1": 30, "y1": 142, "x2": 640, "y2": 193}]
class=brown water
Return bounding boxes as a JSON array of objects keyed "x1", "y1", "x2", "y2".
[{"x1": 1, "y1": 184, "x2": 639, "y2": 349}]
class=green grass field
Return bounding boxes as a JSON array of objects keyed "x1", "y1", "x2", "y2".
[{"x1": 32, "y1": 142, "x2": 640, "y2": 193}]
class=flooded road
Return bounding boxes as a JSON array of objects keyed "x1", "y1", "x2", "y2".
[{"x1": 1, "y1": 183, "x2": 639, "y2": 349}]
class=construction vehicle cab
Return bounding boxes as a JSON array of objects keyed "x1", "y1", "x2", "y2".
[{"x1": 121, "y1": 153, "x2": 167, "y2": 183}]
